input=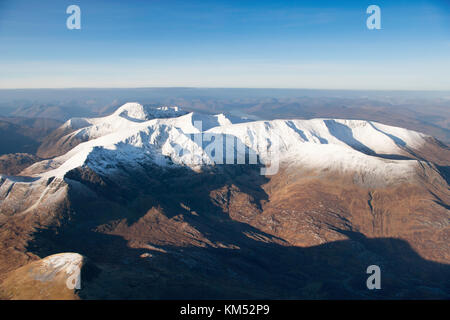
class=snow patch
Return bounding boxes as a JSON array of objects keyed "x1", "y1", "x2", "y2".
[{"x1": 31, "y1": 253, "x2": 84, "y2": 283}]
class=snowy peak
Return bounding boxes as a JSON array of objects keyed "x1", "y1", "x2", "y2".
[
  {"x1": 39, "y1": 103, "x2": 254, "y2": 160},
  {"x1": 64, "y1": 117, "x2": 91, "y2": 130},
  {"x1": 114, "y1": 102, "x2": 187, "y2": 121},
  {"x1": 60, "y1": 103, "x2": 187, "y2": 132}
]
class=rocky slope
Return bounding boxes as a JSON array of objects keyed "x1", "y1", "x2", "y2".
[
  {"x1": 0, "y1": 153, "x2": 40, "y2": 175},
  {"x1": 0, "y1": 102, "x2": 448, "y2": 299}
]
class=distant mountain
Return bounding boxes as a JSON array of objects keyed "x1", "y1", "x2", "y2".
[
  {"x1": 9, "y1": 104, "x2": 96, "y2": 121},
  {"x1": 0, "y1": 102, "x2": 448, "y2": 299},
  {"x1": 0, "y1": 117, "x2": 61, "y2": 156},
  {"x1": 1, "y1": 89, "x2": 448, "y2": 144}
]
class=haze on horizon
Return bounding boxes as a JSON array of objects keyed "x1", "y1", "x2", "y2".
[{"x1": 0, "y1": 0, "x2": 449, "y2": 90}]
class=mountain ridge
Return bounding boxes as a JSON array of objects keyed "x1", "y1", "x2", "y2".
[{"x1": 0, "y1": 102, "x2": 448, "y2": 299}]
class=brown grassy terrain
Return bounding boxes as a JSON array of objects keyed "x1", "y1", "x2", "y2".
[{"x1": 0, "y1": 142, "x2": 448, "y2": 299}]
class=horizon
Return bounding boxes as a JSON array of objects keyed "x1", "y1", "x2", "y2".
[{"x1": 1, "y1": 86, "x2": 450, "y2": 93}]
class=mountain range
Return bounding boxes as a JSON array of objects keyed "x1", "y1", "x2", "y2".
[{"x1": 0, "y1": 102, "x2": 448, "y2": 299}]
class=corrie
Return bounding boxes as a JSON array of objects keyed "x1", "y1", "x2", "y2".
[{"x1": 180, "y1": 304, "x2": 215, "y2": 318}]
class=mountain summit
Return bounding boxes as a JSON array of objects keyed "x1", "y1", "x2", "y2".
[{"x1": 113, "y1": 103, "x2": 186, "y2": 121}]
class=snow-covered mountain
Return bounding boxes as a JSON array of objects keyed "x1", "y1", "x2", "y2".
[
  {"x1": 2, "y1": 102, "x2": 447, "y2": 218},
  {"x1": 16, "y1": 102, "x2": 431, "y2": 184},
  {"x1": 1, "y1": 102, "x2": 449, "y2": 299},
  {"x1": 1, "y1": 101, "x2": 445, "y2": 225}
]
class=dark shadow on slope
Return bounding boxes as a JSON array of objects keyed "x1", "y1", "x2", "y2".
[
  {"x1": 286, "y1": 121, "x2": 309, "y2": 142},
  {"x1": 324, "y1": 120, "x2": 416, "y2": 161},
  {"x1": 324, "y1": 120, "x2": 376, "y2": 155},
  {"x1": 433, "y1": 200, "x2": 450, "y2": 211},
  {"x1": 367, "y1": 121, "x2": 428, "y2": 161},
  {"x1": 367, "y1": 122, "x2": 406, "y2": 147},
  {"x1": 436, "y1": 165, "x2": 450, "y2": 186},
  {"x1": 286, "y1": 120, "x2": 329, "y2": 144},
  {"x1": 27, "y1": 217, "x2": 450, "y2": 299},
  {"x1": 26, "y1": 162, "x2": 450, "y2": 299},
  {"x1": 0, "y1": 175, "x2": 40, "y2": 183}
]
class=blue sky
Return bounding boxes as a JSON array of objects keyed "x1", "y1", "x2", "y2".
[{"x1": 0, "y1": 0, "x2": 449, "y2": 90}]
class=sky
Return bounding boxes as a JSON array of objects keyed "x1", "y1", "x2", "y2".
[{"x1": 0, "y1": 0, "x2": 449, "y2": 90}]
